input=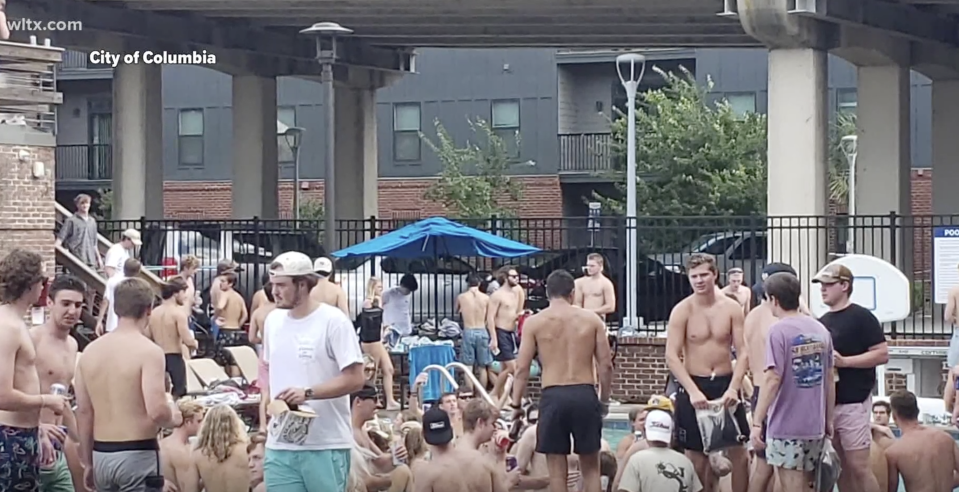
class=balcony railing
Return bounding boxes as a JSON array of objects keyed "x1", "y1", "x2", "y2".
[
  {"x1": 59, "y1": 50, "x2": 112, "y2": 71},
  {"x1": 0, "y1": 38, "x2": 63, "y2": 133},
  {"x1": 558, "y1": 132, "x2": 616, "y2": 174},
  {"x1": 56, "y1": 144, "x2": 113, "y2": 181}
]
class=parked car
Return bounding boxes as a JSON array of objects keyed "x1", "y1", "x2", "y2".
[
  {"x1": 335, "y1": 255, "x2": 478, "y2": 322},
  {"x1": 139, "y1": 224, "x2": 326, "y2": 316},
  {"x1": 516, "y1": 247, "x2": 691, "y2": 324},
  {"x1": 650, "y1": 231, "x2": 767, "y2": 285}
]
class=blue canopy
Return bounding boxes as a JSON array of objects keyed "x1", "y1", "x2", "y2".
[{"x1": 331, "y1": 217, "x2": 540, "y2": 259}]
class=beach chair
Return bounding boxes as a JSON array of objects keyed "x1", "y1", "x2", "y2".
[
  {"x1": 187, "y1": 358, "x2": 233, "y2": 388},
  {"x1": 223, "y1": 346, "x2": 259, "y2": 385}
]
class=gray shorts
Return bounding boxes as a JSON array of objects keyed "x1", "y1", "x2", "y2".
[{"x1": 92, "y1": 440, "x2": 163, "y2": 492}]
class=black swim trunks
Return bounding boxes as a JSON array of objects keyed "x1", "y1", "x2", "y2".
[
  {"x1": 0, "y1": 425, "x2": 40, "y2": 492},
  {"x1": 164, "y1": 353, "x2": 187, "y2": 398},
  {"x1": 536, "y1": 384, "x2": 603, "y2": 456},
  {"x1": 674, "y1": 374, "x2": 750, "y2": 453},
  {"x1": 494, "y1": 328, "x2": 518, "y2": 362},
  {"x1": 749, "y1": 385, "x2": 766, "y2": 459}
]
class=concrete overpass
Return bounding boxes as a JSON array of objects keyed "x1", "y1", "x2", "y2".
[{"x1": 12, "y1": 0, "x2": 959, "y2": 263}]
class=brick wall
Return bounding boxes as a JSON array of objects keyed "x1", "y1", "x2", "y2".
[
  {"x1": 0, "y1": 144, "x2": 56, "y2": 280},
  {"x1": 161, "y1": 176, "x2": 564, "y2": 221}
]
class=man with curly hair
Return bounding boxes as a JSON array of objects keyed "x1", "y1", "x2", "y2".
[{"x1": 0, "y1": 249, "x2": 69, "y2": 492}]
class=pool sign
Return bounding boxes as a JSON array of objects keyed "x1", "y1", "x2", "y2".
[
  {"x1": 587, "y1": 202, "x2": 601, "y2": 231},
  {"x1": 933, "y1": 227, "x2": 959, "y2": 304}
]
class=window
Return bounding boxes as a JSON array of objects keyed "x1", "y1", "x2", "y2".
[
  {"x1": 177, "y1": 109, "x2": 204, "y2": 168},
  {"x1": 837, "y1": 89, "x2": 858, "y2": 114},
  {"x1": 277, "y1": 107, "x2": 297, "y2": 166},
  {"x1": 393, "y1": 103, "x2": 421, "y2": 162},
  {"x1": 724, "y1": 92, "x2": 756, "y2": 117},
  {"x1": 491, "y1": 100, "x2": 520, "y2": 158}
]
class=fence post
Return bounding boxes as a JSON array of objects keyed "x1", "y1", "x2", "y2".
[
  {"x1": 369, "y1": 215, "x2": 377, "y2": 277},
  {"x1": 137, "y1": 216, "x2": 146, "y2": 261},
  {"x1": 490, "y1": 215, "x2": 499, "y2": 235},
  {"x1": 253, "y1": 216, "x2": 261, "y2": 278},
  {"x1": 889, "y1": 210, "x2": 898, "y2": 339}
]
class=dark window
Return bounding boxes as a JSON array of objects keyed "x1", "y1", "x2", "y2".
[
  {"x1": 393, "y1": 103, "x2": 421, "y2": 162},
  {"x1": 491, "y1": 100, "x2": 520, "y2": 158},
  {"x1": 177, "y1": 109, "x2": 204, "y2": 168}
]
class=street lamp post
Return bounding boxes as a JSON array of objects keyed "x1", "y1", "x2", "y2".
[
  {"x1": 283, "y1": 127, "x2": 306, "y2": 220},
  {"x1": 841, "y1": 135, "x2": 858, "y2": 252},
  {"x1": 616, "y1": 53, "x2": 646, "y2": 331},
  {"x1": 301, "y1": 21, "x2": 353, "y2": 251}
]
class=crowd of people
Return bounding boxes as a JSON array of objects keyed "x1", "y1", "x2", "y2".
[{"x1": 8, "y1": 218, "x2": 959, "y2": 492}]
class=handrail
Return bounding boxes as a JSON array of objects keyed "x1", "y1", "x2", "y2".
[
  {"x1": 53, "y1": 202, "x2": 165, "y2": 289},
  {"x1": 444, "y1": 362, "x2": 496, "y2": 408},
  {"x1": 419, "y1": 364, "x2": 459, "y2": 393},
  {"x1": 54, "y1": 245, "x2": 105, "y2": 293}
]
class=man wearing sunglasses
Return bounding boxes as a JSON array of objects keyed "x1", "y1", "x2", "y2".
[{"x1": 0, "y1": 249, "x2": 69, "y2": 492}]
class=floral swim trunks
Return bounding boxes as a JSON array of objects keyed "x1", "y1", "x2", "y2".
[
  {"x1": 0, "y1": 424, "x2": 40, "y2": 492},
  {"x1": 765, "y1": 437, "x2": 824, "y2": 472}
]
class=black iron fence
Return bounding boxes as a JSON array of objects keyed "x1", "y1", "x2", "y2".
[{"x1": 92, "y1": 213, "x2": 959, "y2": 340}]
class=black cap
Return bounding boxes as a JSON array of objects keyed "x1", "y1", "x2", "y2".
[
  {"x1": 422, "y1": 407, "x2": 454, "y2": 445},
  {"x1": 350, "y1": 382, "x2": 378, "y2": 403},
  {"x1": 762, "y1": 262, "x2": 797, "y2": 278}
]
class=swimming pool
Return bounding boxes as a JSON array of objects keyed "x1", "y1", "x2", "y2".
[{"x1": 602, "y1": 416, "x2": 632, "y2": 449}]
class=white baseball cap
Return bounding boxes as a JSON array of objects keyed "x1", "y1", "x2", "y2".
[
  {"x1": 644, "y1": 409, "x2": 673, "y2": 444},
  {"x1": 122, "y1": 228, "x2": 142, "y2": 246},
  {"x1": 313, "y1": 257, "x2": 333, "y2": 274},
  {"x1": 270, "y1": 252, "x2": 316, "y2": 278}
]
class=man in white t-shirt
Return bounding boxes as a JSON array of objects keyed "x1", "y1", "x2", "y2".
[
  {"x1": 261, "y1": 251, "x2": 365, "y2": 492},
  {"x1": 103, "y1": 228, "x2": 142, "y2": 278},
  {"x1": 382, "y1": 273, "x2": 418, "y2": 337},
  {"x1": 97, "y1": 258, "x2": 142, "y2": 336},
  {"x1": 616, "y1": 410, "x2": 702, "y2": 492}
]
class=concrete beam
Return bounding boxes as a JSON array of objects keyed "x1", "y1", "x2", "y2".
[
  {"x1": 324, "y1": 24, "x2": 744, "y2": 38},
  {"x1": 912, "y1": 42, "x2": 959, "y2": 80},
  {"x1": 342, "y1": 35, "x2": 758, "y2": 47},
  {"x1": 99, "y1": 0, "x2": 712, "y2": 10},
  {"x1": 735, "y1": 0, "x2": 837, "y2": 50},
  {"x1": 832, "y1": 25, "x2": 911, "y2": 67},
  {"x1": 14, "y1": 0, "x2": 412, "y2": 75},
  {"x1": 789, "y1": 0, "x2": 959, "y2": 47}
]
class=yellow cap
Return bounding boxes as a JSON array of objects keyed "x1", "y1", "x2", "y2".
[{"x1": 644, "y1": 395, "x2": 674, "y2": 413}]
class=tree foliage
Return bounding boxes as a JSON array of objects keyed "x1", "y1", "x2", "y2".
[
  {"x1": 421, "y1": 118, "x2": 524, "y2": 219},
  {"x1": 827, "y1": 112, "x2": 858, "y2": 205},
  {"x1": 596, "y1": 66, "x2": 768, "y2": 217}
]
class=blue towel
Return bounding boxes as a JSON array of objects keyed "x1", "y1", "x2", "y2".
[{"x1": 409, "y1": 344, "x2": 456, "y2": 402}]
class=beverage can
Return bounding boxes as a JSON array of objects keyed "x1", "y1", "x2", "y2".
[
  {"x1": 506, "y1": 455, "x2": 518, "y2": 472},
  {"x1": 494, "y1": 432, "x2": 511, "y2": 450},
  {"x1": 50, "y1": 384, "x2": 68, "y2": 396},
  {"x1": 391, "y1": 442, "x2": 407, "y2": 466}
]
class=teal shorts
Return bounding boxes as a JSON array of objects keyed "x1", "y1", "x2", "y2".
[
  {"x1": 40, "y1": 451, "x2": 75, "y2": 492},
  {"x1": 264, "y1": 448, "x2": 350, "y2": 492}
]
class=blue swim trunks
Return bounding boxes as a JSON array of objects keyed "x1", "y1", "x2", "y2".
[{"x1": 0, "y1": 424, "x2": 40, "y2": 492}]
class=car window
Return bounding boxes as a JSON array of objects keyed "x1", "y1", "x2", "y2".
[
  {"x1": 179, "y1": 230, "x2": 220, "y2": 259},
  {"x1": 697, "y1": 236, "x2": 740, "y2": 256},
  {"x1": 730, "y1": 236, "x2": 766, "y2": 260}
]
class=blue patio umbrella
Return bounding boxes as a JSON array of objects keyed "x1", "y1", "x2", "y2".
[{"x1": 330, "y1": 217, "x2": 540, "y2": 259}]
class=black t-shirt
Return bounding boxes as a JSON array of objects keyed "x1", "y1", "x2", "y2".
[{"x1": 819, "y1": 303, "x2": 886, "y2": 405}]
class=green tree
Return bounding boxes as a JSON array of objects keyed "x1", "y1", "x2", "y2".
[
  {"x1": 597, "y1": 66, "x2": 767, "y2": 220},
  {"x1": 421, "y1": 118, "x2": 524, "y2": 220},
  {"x1": 298, "y1": 197, "x2": 325, "y2": 222},
  {"x1": 827, "y1": 112, "x2": 858, "y2": 205},
  {"x1": 94, "y1": 188, "x2": 112, "y2": 220}
]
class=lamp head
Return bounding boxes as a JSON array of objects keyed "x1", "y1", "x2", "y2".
[
  {"x1": 283, "y1": 127, "x2": 306, "y2": 150},
  {"x1": 616, "y1": 52, "x2": 647, "y2": 85},
  {"x1": 840, "y1": 135, "x2": 857, "y2": 159},
  {"x1": 300, "y1": 22, "x2": 354, "y2": 36}
]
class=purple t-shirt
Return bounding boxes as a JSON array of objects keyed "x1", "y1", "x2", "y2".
[{"x1": 765, "y1": 315, "x2": 834, "y2": 440}]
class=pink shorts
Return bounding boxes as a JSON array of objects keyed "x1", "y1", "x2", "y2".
[
  {"x1": 833, "y1": 398, "x2": 872, "y2": 451},
  {"x1": 257, "y1": 355, "x2": 268, "y2": 388}
]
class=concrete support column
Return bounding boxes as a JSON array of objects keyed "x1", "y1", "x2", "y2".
[
  {"x1": 853, "y1": 65, "x2": 912, "y2": 270},
  {"x1": 333, "y1": 85, "x2": 379, "y2": 246},
  {"x1": 932, "y1": 81, "x2": 959, "y2": 215},
  {"x1": 766, "y1": 48, "x2": 829, "y2": 288},
  {"x1": 112, "y1": 63, "x2": 163, "y2": 220},
  {"x1": 232, "y1": 75, "x2": 279, "y2": 219}
]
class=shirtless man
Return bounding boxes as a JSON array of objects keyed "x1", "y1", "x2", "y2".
[
  {"x1": 311, "y1": 257, "x2": 350, "y2": 316},
  {"x1": 512, "y1": 409, "x2": 570, "y2": 492},
  {"x1": 510, "y1": 269, "x2": 613, "y2": 492},
  {"x1": 885, "y1": 390, "x2": 959, "y2": 492},
  {"x1": 665, "y1": 253, "x2": 749, "y2": 492},
  {"x1": 721, "y1": 268, "x2": 751, "y2": 316},
  {"x1": 148, "y1": 277, "x2": 197, "y2": 399},
  {"x1": 215, "y1": 272, "x2": 248, "y2": 346},
  {"x1": 944, "y1": 265, "x2": 959, "y2": 370},
  {"x1": 209, "y1": 260, "x2": 236, "y2": 341},
  {"x1": 457, "y1": 275, "x2": 493, "y2": 391},
  {"x1": 31, "y1": 275, "x2": 86, "y2": 492},
  {"x1": 489, "y1": 267, "x2": 524, "y2": 400},
  {"x1": 742, "y1": 267, "x2": 794, "y2": 492},
  {"x1": 75, "y1": 277, "x2": 183, "y2": 492},
  {"x1": 173, "y1": 255, "x2": 200, "y2": 317},
  {"x1": 351, "y1": 382, "x2": 413, "y2": 491},
  {"x1": 412, "y1": 406, "x2": 507, "y2": 492},
  {"x1": 250, "y1": 273, "x2": 271, "y2": 315},
  {"x1": 0, "y1": 249, "x2": 68, "y2": 492},
  {"x1": 192, "y1": 405, "x2": 250, "y2": 492},
  {"x1": 574, "y1": 253, "x2": 616, "y2": 319},
  {"x1": 159, "y1": 400, "x2": 205, "y2": 492},
  {"x1": 869, "y1": 401, "x2": 895, "y2": 492},
  {"x1": 248, "y1": 281, "x2": 275, "y2": 351},
  {"x1": 574, "y1": 253, "x2": 616, "y2": 397}
]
